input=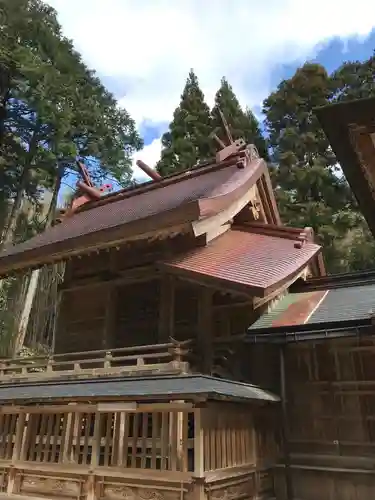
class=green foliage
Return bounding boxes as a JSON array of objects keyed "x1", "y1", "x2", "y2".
[
  {"x1": 212, "y1": 78, "x2": 268, "y2": 159},
  {"x1": 263, "y1": 59, "x2": 375, "y2": 273},
  {"x1": 330, "y1": 51, "x2": 375, "y2": 103},
  {"x1": 0, "y1": 0, "x2": 142, "y2": 231},
  {"x1": 157, "y1": 73, "x2": 269, "y2": 177},
  {"x1": 0, "y1": 0, "x2": 142, "y2": 353},
  {"x1": 157, "y1": 70, "x2": 213, "y2": 176}
]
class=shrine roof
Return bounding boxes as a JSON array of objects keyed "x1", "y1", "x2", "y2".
[
  {"x1": 0, "y1": 154, "x2": 271, "y2": 276},
  {"x1": 0, "y1": 373, "x2": 279, "y2": 404},
  {"x1": 315, "y1": 97, "x2": 375, "y2": 238},
  {"x1": 247, "y1": 276, "x2": 375, "y2": 342},
  {"x1": 161, "y1": 225, "x2": 322, "y2": 297}
]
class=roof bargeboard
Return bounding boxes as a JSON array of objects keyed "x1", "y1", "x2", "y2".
[{"x1": 315, "y1": 97, "x2": 375, "y2": 237}]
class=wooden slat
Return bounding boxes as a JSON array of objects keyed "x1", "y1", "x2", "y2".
[
  {"x1": 36, "y1": 414, "x2": 48, "y2": 462},
  {"x1": 140, "y1": 413, "x2": 148, "y2": 469},
  {"x1": 103, "y1": 413, "x2": 112, "y2": 467},
  {"x1": 91, "y1": 412, "x2": 101, "y2": 467},
  {"x1": 170, "y1": 411, "x2": 178, "y2": 471},
  {"x1": 122, "y1": 412, "x2": 130, "y2": 467},
  {"x1": 151, "y1": 412, "x2": 158, "y2": 469},
  {"x1": 43, "y1": 414, "x2": 54, "y2": 463},
  {"x1": 131, "y1": 413, "x2": 139, "y2": 468},
  {"x1": 161, "y1": 412, "x2": 168, "y2": 470},
  {"x1": 82, "y1": 413, "x2": 92, "y2": 465},
  {"x1": 182, "y1": 412, "x2": 189, "y2": 472},
  {"x1": 111, "y1": 412, "x2": 121, "y2": 466},
  {"x1": 50, "y1": 413, "x2": 61, "y2": 462}
]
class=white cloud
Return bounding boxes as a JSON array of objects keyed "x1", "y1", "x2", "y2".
[
  {"x1": 47, "y1": 0, "x2": 375, "y2": 168},
  {"x1": 132, "y1": 138, "x2": 162, "y2": 181}
]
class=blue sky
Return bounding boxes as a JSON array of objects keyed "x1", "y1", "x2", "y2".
[
  {"x1": 133, "y1": 29, "x2": 375, "y2": 178},
  {"x1": 47, "y1": 0, "x2": 375, "y2": 192}
]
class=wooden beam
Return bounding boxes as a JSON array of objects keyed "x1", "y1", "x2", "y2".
[
  {"x1": 60, "y1": 265, "x2": 159, "y2": 293},
  {"x1": 0, "y1": 402, "x2": 195, "y2": 415}
]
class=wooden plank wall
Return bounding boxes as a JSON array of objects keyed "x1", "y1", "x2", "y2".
[
  {"x1": 0, "y1": 402, "x2": 278, "y2": 500},
  {"x1": 54, "y1": 249, "x2": 258, "y2": 376},
  {"x1": 202, "y1": 403, "x2": 278, "y2": 499},
  {"x1": 5, "y1": 409, "x2": 192, "y2": 472},
  {"x1": 203, "y1": 403, "x2": 256, "y2": 471},
  {"x1": 274, "y1": 337, "x2": 375, "y2": 500}
]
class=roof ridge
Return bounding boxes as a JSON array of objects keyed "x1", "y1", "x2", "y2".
[{"x1": 75, "y1": 153, "x2": 248, "y2": 215}]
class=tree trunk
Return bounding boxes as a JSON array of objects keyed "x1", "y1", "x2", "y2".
[
  {"x1": 11, "y1": 164, "x2": 63, "y2": 357},
  {"x1": 0, "y1": 66, "x2": 10, "y2": 148},
  {"x1": 0, "y1": 126, "x2": 40, "y2": 246}
]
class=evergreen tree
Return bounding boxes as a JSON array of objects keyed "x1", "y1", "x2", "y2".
[
  {"x1": 211, "y1": 78, "x2": 268, "y2": 159},
  {"x1": 330, "y1": 51, "x2": 375, "y2": 103},
  {"x1": 157, "y1": 70, "x2": 213, "y2": 176},
  {"x1": 263, "y1": 61, "x2": 375, "y2": 273},
  {"x1": 0, "y1": 0, "x2": 142, "y2": 244},
  {"x1": 0, "y1": 0, "x2": 142, "y2": 355},
  {"x1": 263, "y1": 64, "x2": 356, "y2": 272}
]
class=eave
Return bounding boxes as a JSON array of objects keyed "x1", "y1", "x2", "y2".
[{"x1": 315, "y1": 97, "x2": 375, "y2": 237}]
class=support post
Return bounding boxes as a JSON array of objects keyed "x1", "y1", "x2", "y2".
[
  {"x1": 197, "y1": 288, "x2": 213, "y2": 374},
  {"x1": 51, "y1": 289, "x2": 63, "y2": 354},
  {"x1": 194, "y1": 408, "x2": 205, "y2": 500},
  {"x1": 103, "y1": 285, "x2": 116, "y2": 349},
  {"x1": 158, "y1": 274, "x2": 175, "y2": 342},
  {"x1": 280, "y1": 345, "x2": 294, "y2": 500}
]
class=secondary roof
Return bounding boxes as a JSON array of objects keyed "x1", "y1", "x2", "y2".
[
  {"x1": 247, "y1": 276, "x2": 375, "y2": 343},
  {"x1": 0, "y1": 373, "x2": 279, "y2": 404},
  {"x1": 162, "y1": 226, "x2": 322, "y2": 297}
]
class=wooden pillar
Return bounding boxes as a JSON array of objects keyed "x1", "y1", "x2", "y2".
[
  {"x1": 7, "y1": 413, "x2": 27, "y2": 494},
  {"x1": 194, "y1": 408, "x2": 205, "y2": 500},
  {"x1": 91, "y1": 412, "x2": 101, "y2": 467},
  {"x1": 197, "y1": 288, "x2": 213, "y2": 374},
  {"x1": 280, "y1": 345, "x2": 294, "y2": 500},
  {"x1": 51, "y1": 290, "x2": 63, "y2": 354},
  {"x1": 158, "y1": 275, "x2": 175, "y2": 342},
  {"x1": 103, "y1": 285, "x2": 116, "y2": 349}
]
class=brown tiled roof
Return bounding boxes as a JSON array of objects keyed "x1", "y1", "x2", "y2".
[
  {"x1": 0, "y1": 157, "x2": 267, "y2": 276},
  {"x1": 160, "y1": 228, "x2": 321, "y2": 296}
]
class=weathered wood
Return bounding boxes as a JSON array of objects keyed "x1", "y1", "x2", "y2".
[
  {"x1": 197, "y1": 288, "x2": 213, "y2": 374},
  {"x1": 158, "y1": 275, "x2": 175, "y2": 342},
  {"x1": 0, "y1": 341, "x2": 192, "y2": 384}
]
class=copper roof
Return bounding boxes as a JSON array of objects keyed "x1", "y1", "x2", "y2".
[
  {"x1": 160, "y1": 228, "x2": 321, "y2": 296},
  {"x1": 0, "y1": 156, "x2": 267, "y2": 276},
  {"x1": 249, "y1": 282, "x2": 375, "y2": 330}
]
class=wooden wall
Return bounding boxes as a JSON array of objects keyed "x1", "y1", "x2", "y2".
[
  {"x1": 202, "y1": 402, "x2": 278, "y2": 500},
  {"x1": 273, "y1": 337, "x2": 375, "y2": 500},
  {"x1": 54, "y1": 244, "x2": 259, "y2": 373},
  {"x1": 0, "y1": 401, "x2": 277, "y2": 500}
]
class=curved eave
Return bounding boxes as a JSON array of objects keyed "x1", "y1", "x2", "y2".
[{"x1": 160, "y1": 228, "x2": 322, "y2": 298}]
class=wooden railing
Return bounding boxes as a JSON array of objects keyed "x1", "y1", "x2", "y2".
[{"x1": 0, "y1": 340, "x2": 192, "y2": 383}]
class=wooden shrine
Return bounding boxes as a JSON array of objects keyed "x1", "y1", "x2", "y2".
[
  {"x1": 1, "y1": 97, "x2": 372, "y2": 499},
  {"x1": 0, "y1": 137, "x2": 327, "y2": 500}
]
